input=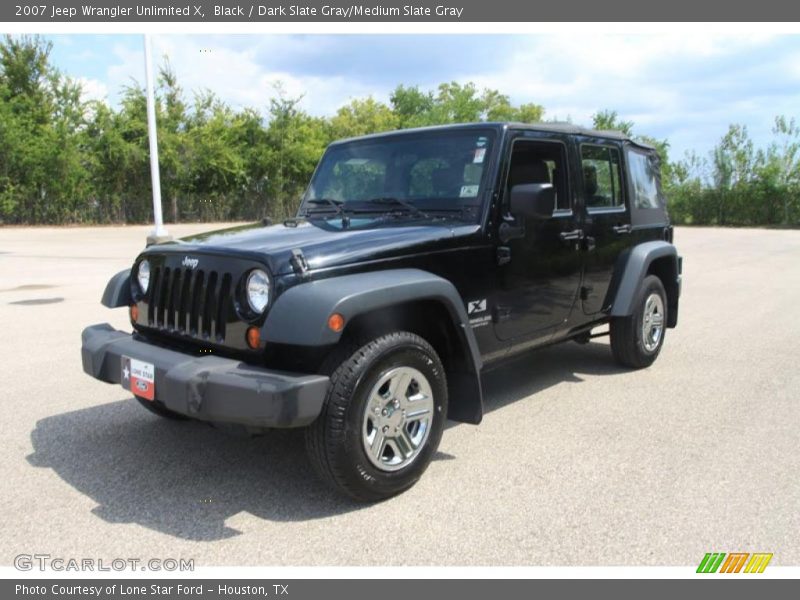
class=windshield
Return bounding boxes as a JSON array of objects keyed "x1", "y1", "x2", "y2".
[{"x1": 301, "y1": 129, "x2": 496, "y2": 223}]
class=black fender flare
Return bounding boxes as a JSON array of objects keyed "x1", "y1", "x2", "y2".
[
  {"x1": 101, "y1": 269, "x2": 133, "y2": 308},
  {"x1": 609, "y1": 241, "x2": 680, "y2": 324},
  {"x1": 262, "y1": 268, "x2": 484, "y2": 424}
]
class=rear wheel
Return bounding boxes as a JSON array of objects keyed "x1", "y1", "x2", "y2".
[
  {"x1": 610, "y1": 274, "x2": 667, "y2": 368},
  {"x1": 305, "y1": 331, "x2": 447, "y2": 502}
]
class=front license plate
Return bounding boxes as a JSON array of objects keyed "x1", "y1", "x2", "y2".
[{"x1": 121, "y1": 356, "x2": 155, "y2": 401}]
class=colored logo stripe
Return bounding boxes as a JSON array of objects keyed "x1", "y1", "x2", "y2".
[
  {"x1": 744, "y1": 553, "x2": 773, "y2": 573},
  {"x1": 719, "y1": 553, "x2": 749, "y2": 573},
  {"x1": 697, "y1": 553, "x2": 726, "y2": 573},
  {"x1": 697, "y1": 552, "x2": 773, "y2": 573}
]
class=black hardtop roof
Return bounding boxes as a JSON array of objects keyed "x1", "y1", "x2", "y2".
[{"x1": 329, "y1": 121, "x2": 656, "y2": 150}]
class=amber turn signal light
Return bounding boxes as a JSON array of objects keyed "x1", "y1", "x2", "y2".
[
  {"x1": 246, "y1": 326, "x2": 261, "y2": 349},
  {"x1": 129, "y1": 304, "x2": 139, "y2": 322},
  {"x1": 327, "y1": 313, "x2": 345, "y2": 333}
]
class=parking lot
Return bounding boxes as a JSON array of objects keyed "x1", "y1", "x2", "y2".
[{"x1": 1, "y1": 224, "x2": 798, "y2": 566}]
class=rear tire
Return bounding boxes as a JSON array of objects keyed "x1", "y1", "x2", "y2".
[
  {"x1": 305, "y1": 331, "x2": 447, "y2": 502},
  {"x1": 135, "y1": 396, "x2": 189, "y2": 420},
  {"x1": 610, "y1": 274, "x2": 667, "y2": 368}
]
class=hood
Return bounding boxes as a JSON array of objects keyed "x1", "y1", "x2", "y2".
[{"x1": 151, "y1": 218, "x2": 481, "y2": 275}]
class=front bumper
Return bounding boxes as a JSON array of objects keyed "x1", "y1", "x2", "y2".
[{"x1": 81, "y1": 323, "x2": 329, "y2": 428}]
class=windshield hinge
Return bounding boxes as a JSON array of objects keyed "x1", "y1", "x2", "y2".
[{"x1": 290, "y1": 249, "x2": 309, "y2": 275}]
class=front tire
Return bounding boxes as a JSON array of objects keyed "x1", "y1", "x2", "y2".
[
  {"x1": 305, "y1": 331, "x2": 447, "y2": 502},
  {"x1": 610, "y1": 274, "x2": 668, "y2": 368}
]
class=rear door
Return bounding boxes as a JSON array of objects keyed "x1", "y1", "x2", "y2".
[{"x1": 577, "y1": 138, "x2": 634, "y2": 315}]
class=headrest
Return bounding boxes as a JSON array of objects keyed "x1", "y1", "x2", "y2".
[
  {"x1": 431, "y1": 166, "x2": 460, "y2": 196},
  {"x1": 509, "y1": 159, "x2": 550, "y2": 188}
]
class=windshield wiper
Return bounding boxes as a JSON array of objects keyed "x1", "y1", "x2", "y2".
[
  {"x1": 302, "y1": 198, "x2": 351, "y2": 227},
  {"x1": 304, "y1": 198, "x2": 344, "y2": 212},
  {"x1": 361, "y1": 197, "x2": 428, "y2": 219}
]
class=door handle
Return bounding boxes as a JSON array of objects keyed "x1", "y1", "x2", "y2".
[
  {"x1": 559, "y1": 229, "x2": 583, "y2": 242},
  {"x1": 613, "y1": 224, "x2": 632, "y2": 234},
  {"x1": 492, "y1": 305, "x2": 512, "y2": 323}
]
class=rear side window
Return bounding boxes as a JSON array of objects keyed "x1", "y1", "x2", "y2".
[
  {"x1": 627, "y1": 150, "x2": 661, "y2": 210},
  {"x1": 580, "y1": 145, "x2": 623, "y2": 209}
]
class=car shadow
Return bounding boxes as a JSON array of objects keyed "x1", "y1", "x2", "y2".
[
  {"x1": 27, "y1": 341, "x2": 626, "y2": 541},
  {"x1": 462, "y1": 339, "x2": 627, "y2": 426}
]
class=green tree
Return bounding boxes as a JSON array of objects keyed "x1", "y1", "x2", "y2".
[
  {"x1": 156, "y1": 60, "x2": 191, "y2": 222},
  {"x1": 329, "y1": 96, "x2": 399, "y2": 139},
  {"x1": 713, "y1": 124, "x2": 755, "y2": 189},
  {"x1": 513, "y1": 102, "x2": 546, "y2": 124},
  {"x1": 4, "y1": 33, "x2": 798, "y2": 228},
  {"x1": 263, "y1": 85, "x2": 329, "y2": 218},
  {"x1": 0, "y1": 35, "x2": 91, "y2": 223},
  {"x1": 432, "y1": 81, "x2": 485, "y2": 122},
  {"x1": 763, "y1": 117, "x2": 800, "y2": 224},
  {"x1": 390, "y1": 85, "x2": 436, "y2": 128},
  {"x1": 591, "y1": 109, "x2": 674, "y2": 188},
  {"x1": 591, "y1": 109, "x2": 634, "y2": 136},
  {"x1": 185, "y1": 92, "x2": 247, "y2": 220}
]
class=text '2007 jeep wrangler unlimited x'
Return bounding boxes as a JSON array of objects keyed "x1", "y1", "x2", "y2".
[{"x1": 82, "y1": 122, "x2": 682, "y2": 501}]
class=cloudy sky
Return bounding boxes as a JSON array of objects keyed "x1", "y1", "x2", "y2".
[{"x1": 46, "y1": 33, "x2": 800, "y2": 160}]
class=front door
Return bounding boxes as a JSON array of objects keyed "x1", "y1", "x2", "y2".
[{"x1": 492, "y1": 136, "x2": 583, "y2": 342}]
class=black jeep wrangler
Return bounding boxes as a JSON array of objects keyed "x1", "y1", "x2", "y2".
[{"x1": 82, "y1": 122, "x2": 682, "y2": 501}]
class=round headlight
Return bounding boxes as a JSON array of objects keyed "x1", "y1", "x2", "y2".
[
  {"x1": 137, "y1": 260, "x2": 150, "y2": 294},
  {"x1": 246, "y1": 269, "x2": 270, "y2": 314}
]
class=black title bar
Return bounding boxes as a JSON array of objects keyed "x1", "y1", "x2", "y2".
[
  {"x1": 3, "y1": 579, "x2": 796, "y2": 600},
  {"x1": 4, "y1": 0, "x2": 800, "y2": 22}
]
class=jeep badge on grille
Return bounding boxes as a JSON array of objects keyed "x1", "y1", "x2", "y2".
[{"x1": 182, "y1": 256, "x2": 199, "y2": 269}]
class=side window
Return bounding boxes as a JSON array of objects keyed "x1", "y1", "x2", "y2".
[
  {"x1": 627, "y1": 150, "x2": 661, "y2": 210},
  {"x1": 505, "y1": 140, "x2": 570, "y2": 211},
  {"x1": 581, "y1": 145, "x2": 623, "y2": 209}
]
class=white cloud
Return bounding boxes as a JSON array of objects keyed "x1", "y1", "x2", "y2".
[
  {"x1": 105, "y1": 41, "x2": 146, "y2": 102},
  {"x1": 93, "y1": 36, "x2": 382, "y2": 117},
  {"x1": 76, "y1": 77, "x2": 108, "y2": 103},
  {"x1": 461, "y1": 33, "x2": 798, "y2": 156},
  {"x1": 148, "y1": 36, "x2": 378, "y2": 116},
  {"x1": 88, "y1": 33, "x2": 800, "y2": 158}
]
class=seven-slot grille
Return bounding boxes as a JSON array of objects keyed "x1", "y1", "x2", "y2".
[{"x1": 145, "y1": 264, "x2": 233, "y2": 342}]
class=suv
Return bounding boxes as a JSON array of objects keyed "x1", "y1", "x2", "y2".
[{"x1": 81, "y1": 123, "x2": 682, "y2": 501}]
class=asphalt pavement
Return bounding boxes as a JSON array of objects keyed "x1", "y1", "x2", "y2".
[{"x1": 0, "y1": 224, "x2": 797, "y2": 566}]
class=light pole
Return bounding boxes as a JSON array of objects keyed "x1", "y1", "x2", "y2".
[{"x1": 144, "y1": 34, "x2": 171, "y2": 245}]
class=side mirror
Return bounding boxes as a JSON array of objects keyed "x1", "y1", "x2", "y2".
[{"x1": 510, "y1": 183, "x2": 556, "y2": 219}]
